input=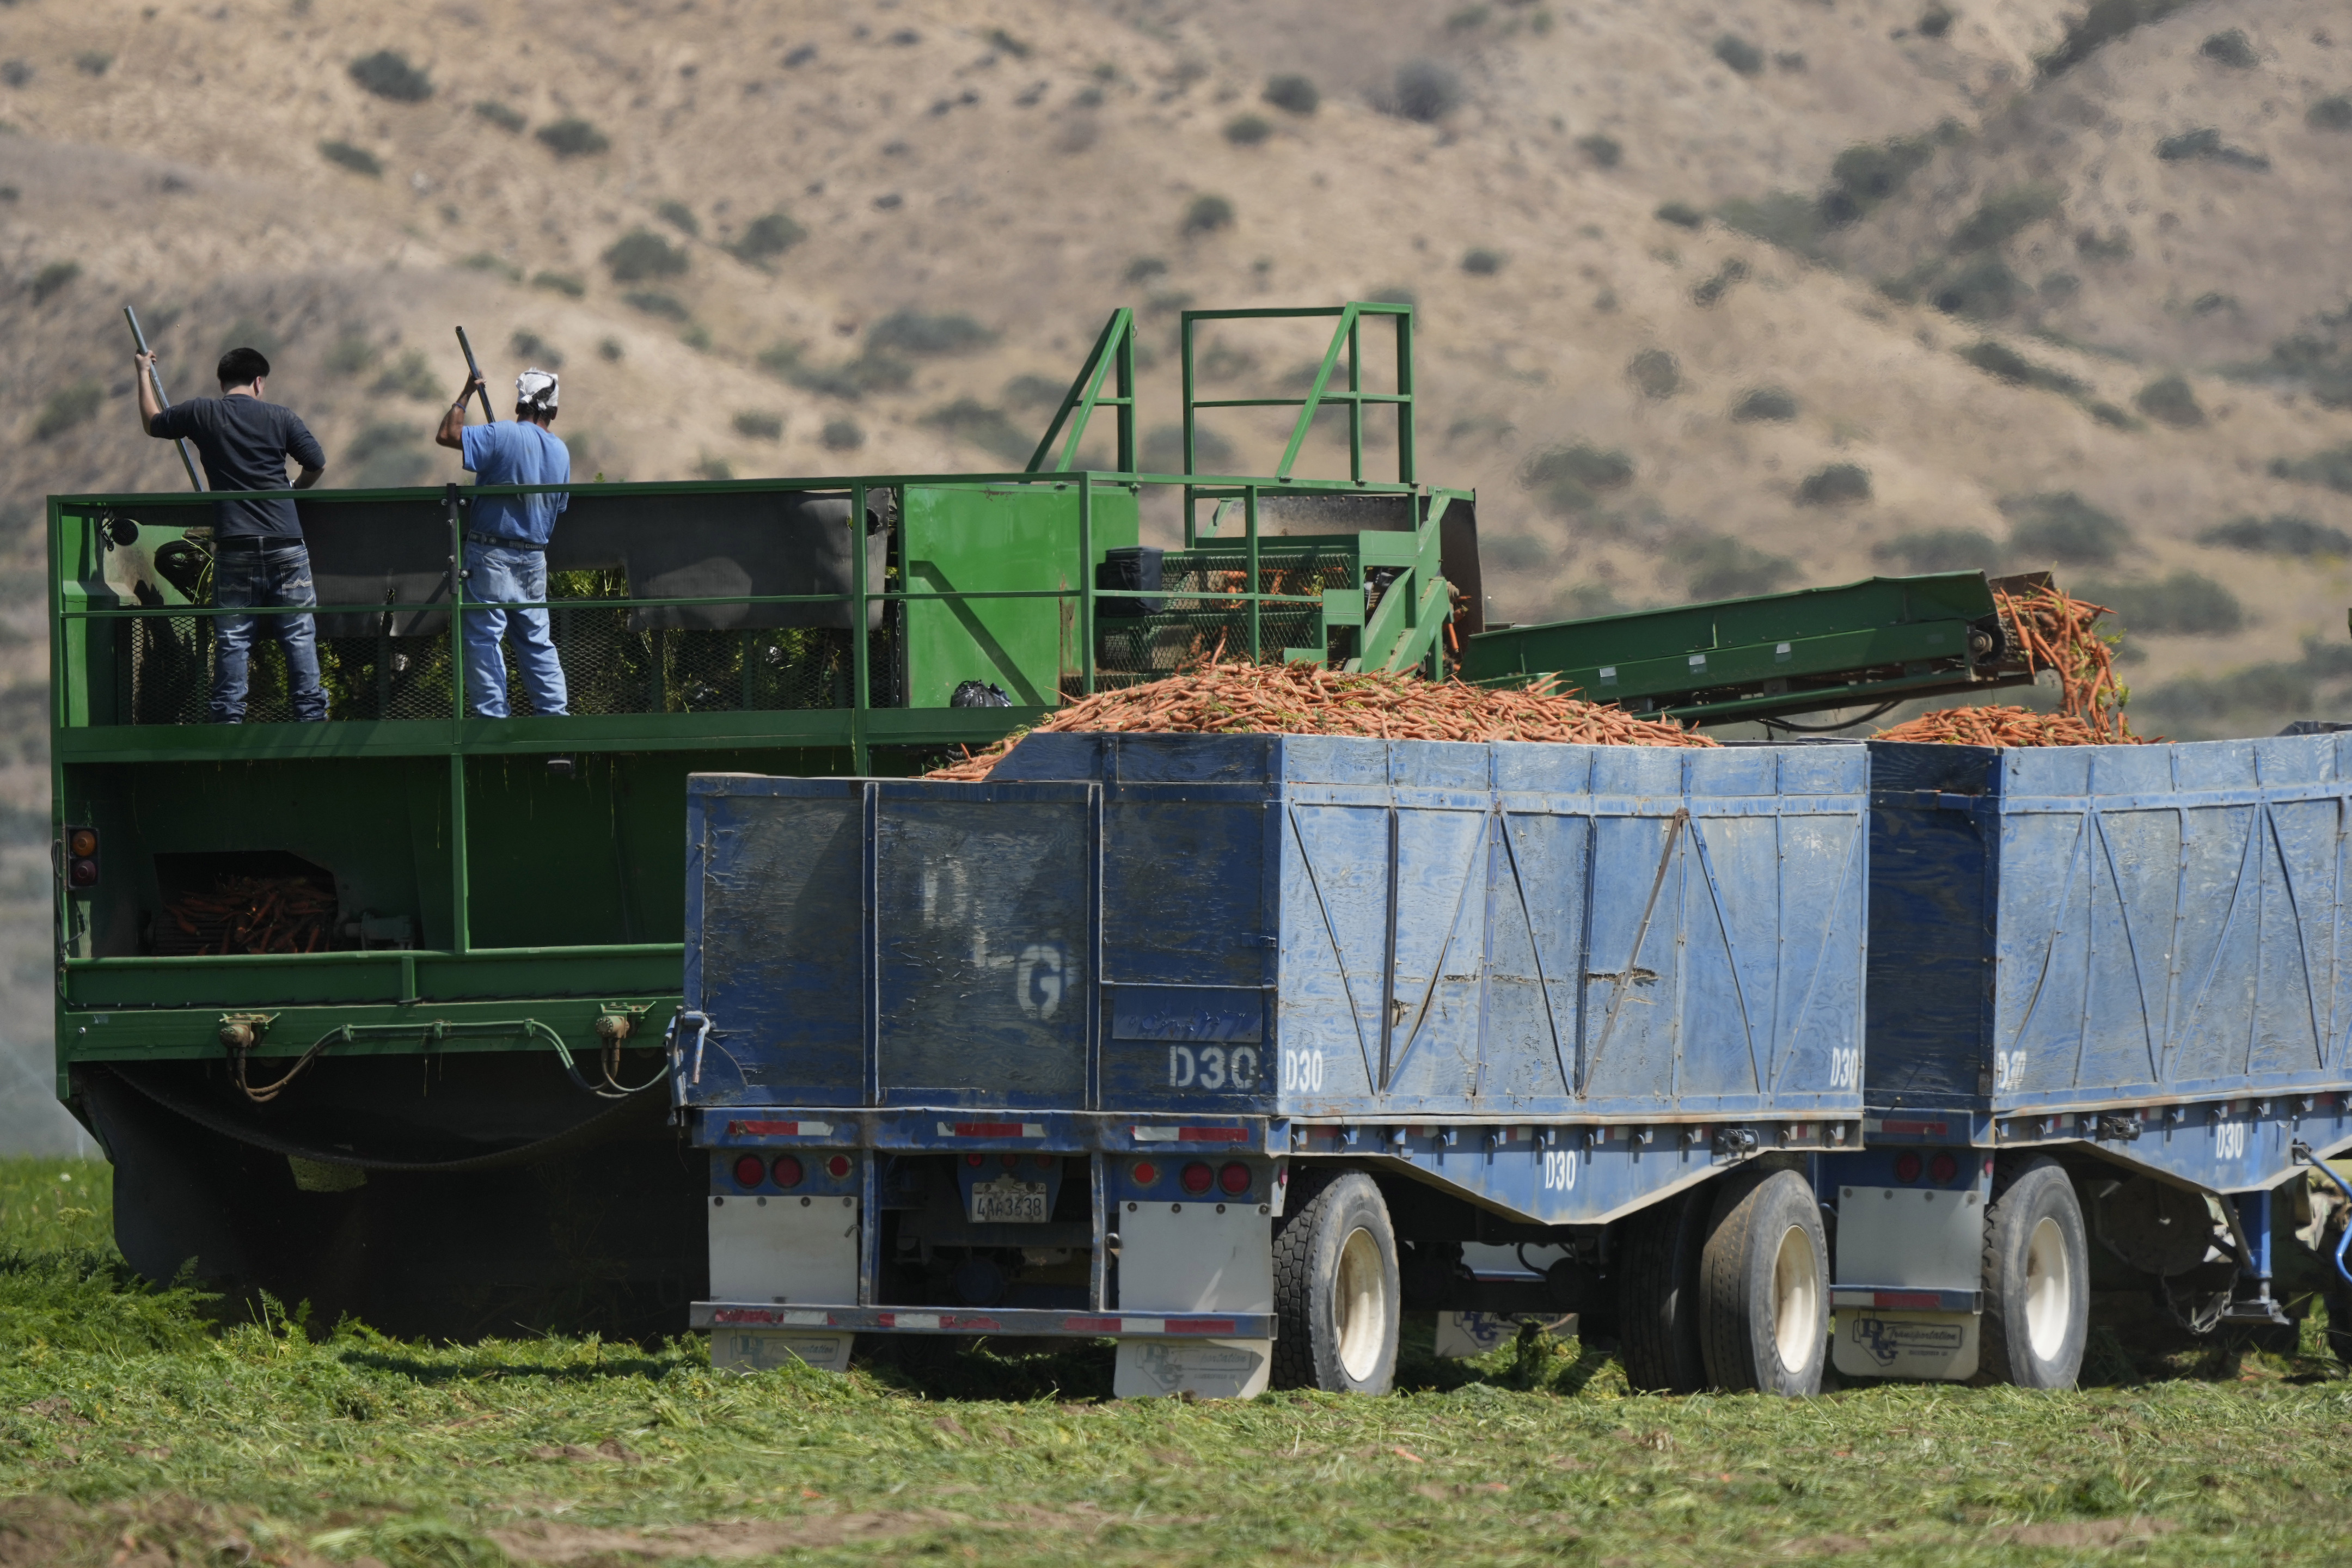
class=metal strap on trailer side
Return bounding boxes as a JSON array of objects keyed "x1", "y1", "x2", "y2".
[{"x1": 679, "y1": 732, "x2": 1870, "y2": 1398}]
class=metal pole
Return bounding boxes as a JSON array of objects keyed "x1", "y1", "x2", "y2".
[
  {"x1": 1079, "y1": 473, "x2": 1095, "y2": 697},
  {"x1": 455, "y1": 326, "x2": 499, "y2": 427},
  {"x1": 123, "y1": 307, "x2": 204, "y2": 491},
  {"x1": 1245, "y1": 484, "x2": 1260, "y2": 665},
  {"x1": 445, "y1": 483, "x2": 470, "y2": 954},
  {"x1": 1347, "y1": 314, "x2": 1364, "y2": 484},
  {"x1": 1395, "y1": 308, "x2": 1417, "y2": 485},
  {"x1": 850, "y1": 482, "x2": 869, "y2": 774}
]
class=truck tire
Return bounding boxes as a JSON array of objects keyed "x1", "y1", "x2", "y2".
[
  {"x1": 1270, "y1": 1172, "x2": 1400, "y2": 1395},
  {"x1": 1976, "y1": 1158, "x2": 2088, "y2": 1389},
  {"x1": 1614, "y1": 1189, "x2": 1709, "y2": 1394},
  {"x1": 1697, "y1": 1167, "x2": 1828, "y2": 1396}
]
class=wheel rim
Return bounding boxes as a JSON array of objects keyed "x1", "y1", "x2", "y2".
[
  {"x1": 2023, "y1": 1215, "x2": 2072, "y2": 1361},
  {"x1": 1771, "y1": 1222, "x2": 1821, "y2": 1370},
  {"x1": 1333, "y1": 1226, "x2": 1388, "y2": 1383}
]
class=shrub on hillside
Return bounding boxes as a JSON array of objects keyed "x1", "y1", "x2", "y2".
[
  {"x1": 597, "y1": 338, "x2": 624, "y2": 363},
  {"x1": 33, "y1": 382, "x2": 102, "y2": 441},
  {"x1": 603, "y1": 230, "x2": 688, "y2": 283},
  {"x1": 623, "y1": 291, "x2": 690, "y2": 320},
  {"x1": 1142, "y1": 424, "x2": 1234, "y2": 472},
  {"x1": 2155, "y1": 128, "x2": 2268, "y2": 169},
  {"x1": 1691, "y1": 259, "x2": 1749, "y2": 308},
  {"x1": 1875, "y1": 528, "x2": 1999, "y2": 573},
  {"x1": 531, "y1": 271, "x2": 585, "y2": 297},
  {"x1": 2311, "y1": 95, "x2": 2352, "y2": 132},
  {"x1": 2197, "y1": 514, "x2": 2351, "y2": 557},
  {"x1": 2135, "y1": 373, "x2": 2204, "y2": 427},
  {"x1": 1223, "y1": 114, "x2": 1272, "y2": 146},
  {"x1": 1004, "y1": 374, "x2": 1066, "y2": 408},
  {"x1": 74, "y1": 51, "x2": 112, "y2": 76},
  {"x1": 1627, "y1": 349, "x2": 1681, "y2": 400},
  {"x1": 2076, "y1": 571, "x2": 2243, "y2": 635},
  {"x1": 1675, "y1": 535, "x2": 1797, "y2": 601},
  {"x1": 536, "y1": 118, "x2": 610, "y2": 157},
  {"x1": 656, "y1": 200, "x2": 700, "y2": 237},
  {"x1": 1917, "y1": 4, "x2": 1956, "y2": 38},
  {"x1": 922, "y1": 400, "x2": 1032, "y2": 464},
  {"x1": 1731, "y1": 385, "x2": 1799, "y2": 422},
  {"x1": 1949, "y1": 183, "x2": 2064, "y2": 251},
  {"x1": 1576, "y1": 133, "x2": 1622, "y2": 168},
  {"x1": 1796, "y1": 464, "x2": 1871, "y2": 506},
  {"x1": 2198, "y1": 29, "x2": 2258, "y2": 68},
  {"x1": 728, "y1": 212, "x2": 805, "y2": 266},
  {"x1": 1388, "y1": 59, "x2": 1463, "y2": 123},
  {"x1": 2269, "y1": 444, "x2": 2352, "y2": 494},
  {"x1": 2005, "y1": 492, "x2": 2129, "y2": 564},
  {"x1": 1461, "y1": 248, "x2": 1506, "y2": 275},
  {"x1": 1820, "y1": 136, "x2": 1934, "y2": 227},
  {"x1": 1961, "y1": 340, "x2": 2086, "y2": 395},
  {"x1": 732, "y1": 411, "x2": 784, "y2": 441},
  {"x1": 319, "y1": 140, "x2": 382, "y2": 176},
  {"x1": 509, "y1": 330, "x2": 562, "y2": 369},
  {"x1": 29, "y1": 260, "x2": 78, "y2": 305},
  {"x1": 868, "y1": 310, "x2": 995, "y2": 355},
  {"x1": 474, "y1": 100, "x2": 526, "y2": 132},
  {"x1": 1655, "y1": 201, "x2": 1705, "y2": 229},
  {"x1": 1932, "y1": 258, "x2": 2026, "y2": 320},
  {"x1": 349, "y1": 50, "x2": 433, "y2": 103},
  {"x1": 1716, "y1": 192, "x2": 1826, "y2": 259},
  {"x1": 2037, "y1": 0, "x2": 2195, "y2": 77},
  {"x1": 1521, "y1": 443, "x2": 1635, "y2": 517},
  {"x1": 371, "y1": 350, "x2": 440, "y2": 401},
  {"x1": 821, "y1": 418, "x2": 865, "y2": 452},
  {"x1": 1713, "y1": 34, "x2": 1764, "y2": 76},
  {"x1": 1182, "y1": 194, "x2": 1234, "y2": 235},
  {"x1": 1264, "y1": 74, "x2": 1319, "y2": 114}
]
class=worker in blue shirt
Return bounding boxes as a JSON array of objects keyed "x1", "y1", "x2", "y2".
[{"x1": 434, "y1": 366, "x2": 570, "y2": 717}]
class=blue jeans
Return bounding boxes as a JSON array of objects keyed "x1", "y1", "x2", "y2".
[
  {"x1": 212, "y1": 542, "x2": 326, "y2": 723},
  {"x1": 463, "y1": 541, "x2": 569, "y2": 718}
]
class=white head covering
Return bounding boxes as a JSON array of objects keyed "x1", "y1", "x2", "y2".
[{"x1": 516, "y1": 368, "x2": 560, "y2": 413}]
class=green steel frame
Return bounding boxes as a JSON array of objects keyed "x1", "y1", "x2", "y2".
[{"x1": 47, "y1": 305, "x2": 1468, "y2": 1108}]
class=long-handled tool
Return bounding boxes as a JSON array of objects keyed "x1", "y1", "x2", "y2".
[
  {"x1": 455, "y1": 326, "x2": 499, "y2": 426},
  {"x1": 125, "y1": 306, "x2": 205, "y2": 492}
]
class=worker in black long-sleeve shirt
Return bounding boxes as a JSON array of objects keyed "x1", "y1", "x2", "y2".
[{"x1": 133, "y1": 345, "x2": 331, "y2": 722}]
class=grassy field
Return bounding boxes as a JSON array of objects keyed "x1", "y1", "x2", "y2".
[{"x1": 2, "y1": 1156, "x2": 2349, "y2": 1566}]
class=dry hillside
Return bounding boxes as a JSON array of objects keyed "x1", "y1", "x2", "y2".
[{"x1": 0, "y1": 0, "x2": 2349, "y2": 1138}]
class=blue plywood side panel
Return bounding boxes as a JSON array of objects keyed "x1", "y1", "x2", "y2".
[
  {"x1": 2165, "y1": 804, "x2": 2264, "y2": 1091},
  {"x1": 1993, "y1": 807, "x2": 2094, "y2": 1100},
  {"x1": 1287, "y1": 800, "x2": 1394, "y2": 1071},
  {"x1": 1489, "y1": 807, "x2": 1587, "y2": 1111},
  {"x1": 1677, "y1": 812, "x2": 1776, "y2": 1106},
  {"x1": 686, "y1": 777, "x2": 867, "y2": 1105},
  {"x1": 1381, "y1": 803, "x2": 1490, "y2": 1108},
  {"x1": 2083, "y1": 804, "x2": 2178, "y2": 1091},
  {"x1": 2255, "y1": 797, "x2": 2332, "y2": 1079},
  {"x1": 873, "y1": 785, "x2": 1094, "y2": 1108},
  {"x1": 1578, "y1": 811, "x2": 1686, "y2": 1110},
  {"x1": 1276, "y1": 798, "x2": 1380, "y2": 1108},
  {"x1": 1771, "y1": 808, "x2": 1866, "y2": 1106}
]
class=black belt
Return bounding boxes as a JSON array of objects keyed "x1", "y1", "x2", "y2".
[
  {"x1": 213, "y1": 535, "x2": 303, "y2": 550},
  {"x1": 466, "y1": 532, "x2": 546, "y2": 551}
]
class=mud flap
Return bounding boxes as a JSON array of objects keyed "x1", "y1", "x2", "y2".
[
  {"x1": 707, "y1": 1193, "x2": 859, "y2": 1374},
  {"x1": 1111, "y1": 1202, "x2": 1273, "y2": 1399}
]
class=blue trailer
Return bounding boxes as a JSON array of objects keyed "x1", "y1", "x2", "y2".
[
  {"x1": 677, "y1": 732, "x2": 1872, "y2": 1396},
  {"x1": 1825, "y1": 734, "x2": 2352, "y2": 1388}
]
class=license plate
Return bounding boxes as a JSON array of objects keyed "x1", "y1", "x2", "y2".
[{"x1": 969, "y1": 1178, "x2": 1050, "y2": 1224}]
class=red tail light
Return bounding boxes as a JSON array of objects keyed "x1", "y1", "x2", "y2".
[
  {"x1": 1928, "y1": 1152, "x2": 1959, "y2": 1183},
  {"x1": 1893, "y1": 1151, "x2": 1923, "y2": 1184},
  {"x1": 770, "y1": 1154, "x2": 804, "y2": 1189},
  {"x1": 965, "y1": 1152, "x2": 985, "y2": 1167},
  {"x1": 1179, "y1": 1161, "x2": 1214, "y2": 1196},
  {"x1": 1131, "y1": 1161, "x2": 1158, "y2": 1185},
  {"x1": 731, "y1": 1154, "x2": 765, "y2": 1189},
  {"x1": 1218, "y1": 1161, "x2": 1252, "y2": 1196},
  {"x1": 825, "y1": 1154, "x2": 853, "y2": 1180}
]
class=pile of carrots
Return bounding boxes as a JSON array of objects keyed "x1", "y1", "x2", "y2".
[
  {"x1": 164, "y1": 876, "x2": 335, "y2": 955},
  {"x1": 926, "y1": 661, "x2": 1712, "y2": 781},
  {"x1": 1877, "y1": 582, "x2": 2148, "y2": 748}
]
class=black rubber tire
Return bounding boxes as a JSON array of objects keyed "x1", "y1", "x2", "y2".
[
  {"x1": 1697, "y1": 1167, "x2": 1829, "y2": 1396},
  {"x1": 1269, "y1": 1172, "x2": 1400, "y2": 1394},
  {"x1": 1976, "y1": 1158, "x2": 2089, "y2": 1389},
  {"x1": 1614, "y1": 1188, "x2": 1710, "y2": 1394}
]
